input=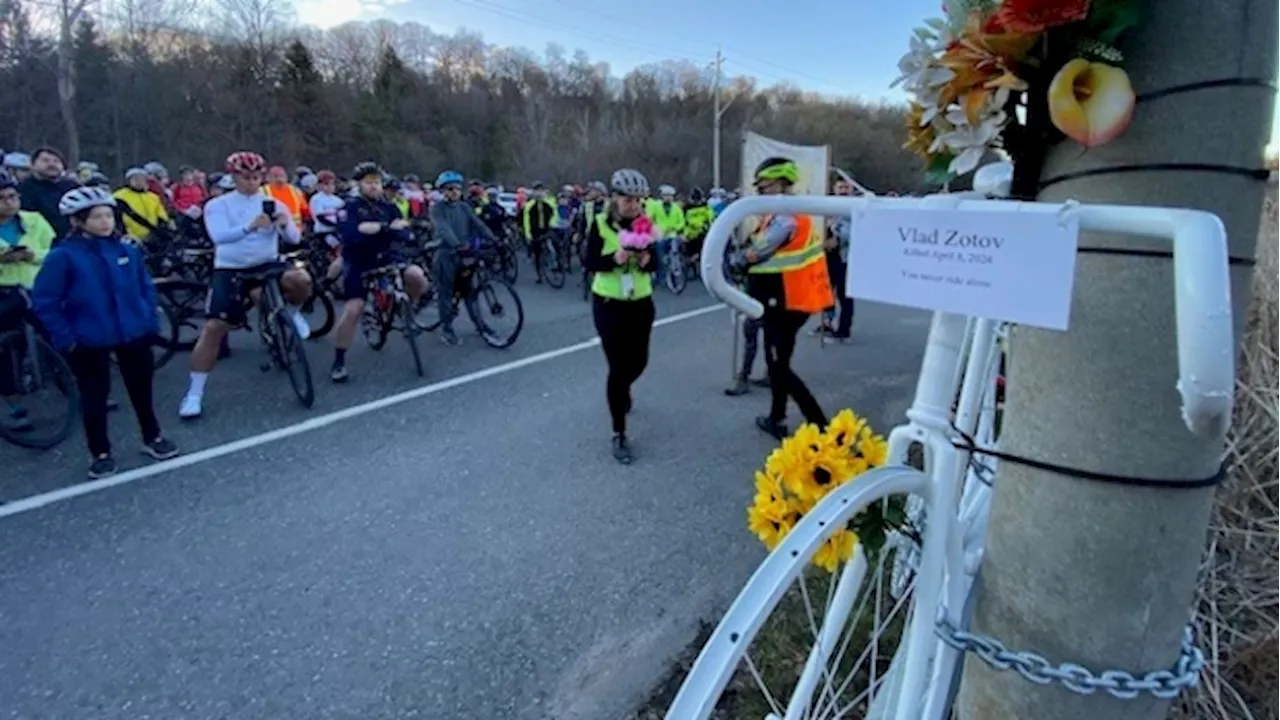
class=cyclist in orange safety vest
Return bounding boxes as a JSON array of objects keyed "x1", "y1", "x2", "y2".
[{"x1": 731, "y1": 156, "x2": 833, "y2": 439}]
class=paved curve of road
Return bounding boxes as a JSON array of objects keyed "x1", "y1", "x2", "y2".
[{"x1": 0, "y1": 271, "x2": 929, "y2": 720}]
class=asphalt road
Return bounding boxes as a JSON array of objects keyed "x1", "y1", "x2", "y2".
[{"x1": 0, "y1": 265, "x2": 930, "y2": 720}]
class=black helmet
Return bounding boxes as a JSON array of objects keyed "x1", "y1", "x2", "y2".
[
  {"x1": 382, "y1": 173, "x2": 401, "y2": 189},
  {"x1": 352, "y1": 161, "x2": 382, "y2": 181},
  {"x1": 689, "y1": 186, "x2": 705, "y2": 203},
  {"x1": 403, "y1": 173, "x2": 421, "y2": 184}
]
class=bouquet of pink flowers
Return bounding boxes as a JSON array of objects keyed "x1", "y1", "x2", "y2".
[{"x1": 619, "y1": 215, "x2": 658, "y2": 250}]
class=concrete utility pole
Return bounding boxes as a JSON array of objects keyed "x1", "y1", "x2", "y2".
[
  {"x1": 711, "y1": 48, "x2": 734, "y2": 191},
  {"x1": 956, "y1": 1, "x2": 1277, "y2": 719}
]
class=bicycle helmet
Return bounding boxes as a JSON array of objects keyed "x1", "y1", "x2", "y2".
[
  {"x1": 59, "y1": 186, "x2": 117, "y2": 216},
  {"x1": 658, "y1": 184, "x2": 676, "y2": 197},
  {"x1": 124, "y1": 167, "x2": 148, "y2": 181},
  {"x1": 88, "y1": 172, "x2": 111, "y2": 188},
  {"x1": 530, "y1": 181, "x2": 545, "y2": 191},
  {"x1": 217, "y1": 173, "x2": 236, "y2": 191},
  {"x1": 316, "y1": 169, "x2": 337, "y2": 184},
  {"x1": 403, "y1": 173, "x2": 421, "y2": 184},
  {"x1": 610, "y1": 168, "x2": 649, "y2": 197},
  {"x1": 143, "y1": 161, "x2": 168, "y2": 178},
  {"x1": 77, "y1": 161, "x2": 100, "y2": 173},
  {"x1": 688, "y1": 187, "x2": 705, "y2": 203},
  {"x1": 299, "y1": 173, "x2": 319, "y2": 191},
  {"x1": 587, "y1": 180, "x2": 607, "y2": 194},
  {"x1": 435, "y1": 170, "x2": 464, "y2": 188},
  {"x1": 225, "y1": 151, "x2": 267, "y2": 174},
  {"x1": 3, "y1": 152, "x2": 30, "y2": 169},
  {"x1": 295, "y1": 165, "x2": 313, "y2": 177},
  {"x1": 754, "y1": 157, "x2": 799, "y2": 186},
  {"x1": 207, "y1": 171, "x2": 225, "y2": 186},
  {"x1": 0, "y1": 171, "x2": 15, "y2": 190},
  {"x1": 352, "y1": 161, "x2": 382, "y2": 181},
  {"x1": 382, "y1": 173, "x2": 401, "y2": 190}
]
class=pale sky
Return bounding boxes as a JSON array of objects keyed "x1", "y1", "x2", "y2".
[{"x1": 293, "y1": 0, "x2": 1278, "y2": 149}]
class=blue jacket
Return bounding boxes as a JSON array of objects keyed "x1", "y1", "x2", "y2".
[
  {"x1": 337, "y1": 196, "x2": 412, "y2": 267},
  {"x1": 31, "y1": 233, "x2": 158, "y2": 350}
]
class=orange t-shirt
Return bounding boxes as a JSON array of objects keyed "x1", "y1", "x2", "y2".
[{"x1": 264, "y1": 183, "x2": 308, "y2": 225}]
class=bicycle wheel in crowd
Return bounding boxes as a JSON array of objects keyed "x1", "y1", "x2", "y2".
[
  {"x1": 0, "y1": 328, "x2": 79, "y2": 450},
  {"x1": 151, "y1": 302, "x2": 181, "y2": 371},
  {"x1": 302, "y1": 284, "x2": 335, "y2": 340},
  {"x1": 273, "y1": 309, "x2": 315, "y2": 408},
  {"x1": 400, "y1": 297, "x2": 425, "y2": 378},
  {"x1": 413, "y1": 285, "x2": 443, "y2": 332},
  {"x1": 361, "y1": 303, "x2": 392, "y2": 350},
  {"x1": 666, "y1": 259, "x2": 687, "y2": 295},
  {"x1": 497, "y1": 244, "x2": 518, "y2": 284},
  {"x1": 154, "y1": 278, "x2": 207, "y2": 352},
  {"x1": 467, "y1": 278, "x2": 524, "y2": 349},
  {"x1": 542, "y1": 244, "x2": 566, "y2": 289}
]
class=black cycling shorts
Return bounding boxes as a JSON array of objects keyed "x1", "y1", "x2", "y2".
[
  {"x1": 206, "y1": 261, "x2": 289, "y2": 324},
  {"x1": 341, "y1": 252, "x2": 405, "y2": 302}
]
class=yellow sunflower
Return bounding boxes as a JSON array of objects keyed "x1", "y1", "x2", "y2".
[
  {"x1": 824, "y1": 409, "x2": 869, "y2": 451},
  {"x1": 786, "y1": 444, "x2": 857, "y2": 505},
  {"x1": 753, "y1": 470, "x2": 785, "y2": 505},
  {"x1": 747, "y1": 495, "x2": 800, "y2": 551},
  {"x1": 812, "y1": 529, "x2": 859, "y2": 573},
  {"x1": 858, "y1": 430, "x2": 890, "y2": 468}
]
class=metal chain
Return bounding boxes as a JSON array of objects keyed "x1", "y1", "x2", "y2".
[{"x1": 935, "y1": 617, "x2": 1205, "y2": 700}]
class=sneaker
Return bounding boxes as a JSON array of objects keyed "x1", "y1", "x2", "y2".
[
  {"x1": 755, "y1": 415, "x2": 789, "y2": 441},
  {"x1": 88, "y1": 454, "x2": 117, "y2": 479},
  {"x1": 724, "y1": 378, "x2": 750, "y2": 397},
  {"x1": 330, "y1": 364, "x2": 350, "y2": 383},
  {"x1": 289, "y1": 309, "x2": 311, "y2": 340},
  {"x1": 441, "y1": 327, "x2": 462, "y2": 346},
  {"x1": 142, "y1": 436, "x2": 180, "y2": 461},
  {"x1": 612, "y1": 433, "x2": 633, "y2": 465},
  {"x1": 178, "y1": 393, "x2": 203, "y2": 420}
]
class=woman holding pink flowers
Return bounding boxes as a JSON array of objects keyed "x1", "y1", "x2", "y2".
[{"x1": 586, "y1": 168, "x2": 659, "y2": 465}]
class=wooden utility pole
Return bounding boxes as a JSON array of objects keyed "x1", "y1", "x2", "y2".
[
  {"x1": 955, "y1": 1, "x2": 1277, "y2": 719},
  {"x1": 711, "y1": 48, "x2": 733, "y2": 191}
]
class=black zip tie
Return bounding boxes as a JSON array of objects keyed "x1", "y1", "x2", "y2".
[
  {"x1": 1136, "y1": 77, "x2": 1278, "y2": 104},
  {"x1": 1077, "y1": 246, "x2": 1257, "y2": 268},
  {"x1": 1039, "y1": 163, "x2": 1272, "y2": 192},
  {"x1": 948, "y1": 425, "x2": 1226, "y2": 489}
]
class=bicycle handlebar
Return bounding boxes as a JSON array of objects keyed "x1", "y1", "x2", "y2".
[{"x1": 699, "y1": 194, "x2": 1234, "y2": 439}]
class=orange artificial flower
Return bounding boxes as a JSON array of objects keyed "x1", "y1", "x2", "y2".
[{"x1": 985, "y1": 0, "x2": 1091, "y2": 34}]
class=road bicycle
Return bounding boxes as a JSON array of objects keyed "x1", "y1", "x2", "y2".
[
  {"x1": 416, "y1": 240, "x2": 525, "y2": 349},
  {"x1": 668, "y1": 186, "x2": 1234, "y2": 719},
  {"x1": 0, "y1": 295, "x2": 79, "y2": 450},
  {"x1": 360, "y1": 262, "x2": 426, "y2": 378}
]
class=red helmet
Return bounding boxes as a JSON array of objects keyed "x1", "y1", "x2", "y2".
[
  {"x1": 316, "y1": 170, "x2": 336, "y2": 183},
  {"x1": 225, "y1": 151, "x2": 266, "y2": 174}
]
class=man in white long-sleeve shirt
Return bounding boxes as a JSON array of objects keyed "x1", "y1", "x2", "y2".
[{"x1": 178, "y1": 151, "x2": 313, "y2": 420}]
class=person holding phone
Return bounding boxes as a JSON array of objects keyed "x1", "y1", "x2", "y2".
[
  {"x1": 177, "y1": 151, "x2": 313, "y2": 420},
  {"x1": 0, "y1": 171, "x2": 55, "y2": 432}
]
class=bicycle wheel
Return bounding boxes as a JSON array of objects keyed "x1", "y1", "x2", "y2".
[
  {"x1": 543, "y1": 243, "x2": 566, "y2": 289},
  {"x1": 666, "y1": 260, "x2": 687, "y2": 294},
  {"x1": 302, "y1": 285, "x2": 335, "y2": 340},
  {"x1": 151, "y1": 302, "x2": 181, "y2": 370},
  {"x1": 399, "y1": 297, "x2": 425, "y2": 377},
  {"x1": 466, "y1": 278, "x2": 524, "y2": 349},
  {"x1": 361, "y1": 302, "x2": 391, "y2": 350},
  {"x1": 263, "y1": 288, "x2": 315, "y2": 408},
  {"x1": 497, "y1": 244, "x2": 519, "y2": 284},
  {"x1": 154, "y1": 278, "x2": 207, "y2": 352},
  {"x1": 0, "y1": 328, "x2": 79, "y2": 449}
]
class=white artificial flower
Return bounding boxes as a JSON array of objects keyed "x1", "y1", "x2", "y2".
[{"x1": 940, "y1": 106, "x2": 1006, "y2": 176}]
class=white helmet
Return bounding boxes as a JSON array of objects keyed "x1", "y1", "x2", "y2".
[
  {"x1": 217, "y1": 173, "x2": 236, "y2": 190},
  {"x1": 658, "y1": 184, "x2": 676, "y2": 196},
  {"x1": 59, "y1": 186, "x2": 117, "y2": 216},
  {"x1": 4, "y1": 152, "x2": 31, "y2": 169},
  {"x1": 142, "y1": 161, "x2": 168, "y2": 178},
  {"x1": 610, "y1": 168, "x2": 649, "y2": 197}
]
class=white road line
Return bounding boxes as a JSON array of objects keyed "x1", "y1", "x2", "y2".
[{"x1": 1, "y1": 302, "x2": 727, "y2": 519}]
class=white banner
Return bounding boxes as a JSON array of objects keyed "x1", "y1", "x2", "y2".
[{"x1": 740, "y1": 131, "x2": 831, "y2": 246}]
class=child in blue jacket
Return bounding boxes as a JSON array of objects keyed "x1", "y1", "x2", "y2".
[{"x1": 32, "y1": 187, "x2": 179, "y2": 478}]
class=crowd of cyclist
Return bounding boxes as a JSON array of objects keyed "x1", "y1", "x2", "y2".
[{"x1": 1, "y1": 142, "x2": 850, "y2": 472}]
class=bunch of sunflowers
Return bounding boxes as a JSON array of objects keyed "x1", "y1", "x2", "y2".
[{"x1": 747, "y1": 409, "x2": 893, "y2": 573}]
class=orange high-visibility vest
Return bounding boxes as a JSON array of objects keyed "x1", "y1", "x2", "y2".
[
  {"x1": 263, "y1": 183, "x2": 307, "y2": 226},
  {"x1": 748, "y1": 214, "x2": 834, "y2": 313}
]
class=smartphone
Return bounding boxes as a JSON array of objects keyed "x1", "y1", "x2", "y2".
[{"x1": 262, "y1": 199, "x2": 276, "y2": 217}]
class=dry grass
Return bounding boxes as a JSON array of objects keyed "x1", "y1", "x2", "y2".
[{"x1": 1173, "y1": 184, "x2": 1280, "y2": 720}]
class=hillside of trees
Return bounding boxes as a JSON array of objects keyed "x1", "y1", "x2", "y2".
[{"x1": 0, "y1": 0, "x2": 923, "y2": 191}]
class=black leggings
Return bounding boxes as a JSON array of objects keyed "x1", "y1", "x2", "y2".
[
  {"x1": 65, "y1": 339, "x2": 161, "y2": 457},
  {"x1": 763, "y1": 308, "x2": 827, "y2": 427},
  {"x1": 592, "y1": 295, "x2": 655, "y2": 434}
]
